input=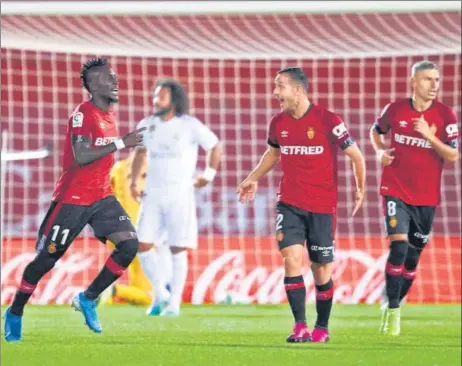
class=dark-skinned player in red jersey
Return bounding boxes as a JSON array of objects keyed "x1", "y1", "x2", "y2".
[
  {"x1": 4, "y1": 58, "x2": 147, "y2": 342},
  {"x1": 237, "y1": 67, "x2": 366, "y2": 343},
  {"x1": 370, "y1": 61, "x2": 459, "y2": 336}
]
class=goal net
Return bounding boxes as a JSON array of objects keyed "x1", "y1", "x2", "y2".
[{"x1": 1, "y1": 2, "x2": 460, "y2": 305}]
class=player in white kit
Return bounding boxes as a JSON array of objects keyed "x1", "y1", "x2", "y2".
[{"x1": 130, "y1": 79, "x2": 222, "y2": 316}]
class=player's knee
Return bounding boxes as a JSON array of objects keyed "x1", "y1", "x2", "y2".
[
  {"x1": 281, "y1": 247, "x2": 303, "y2": 274},
  {"x1": 387, "y1": 240, "x2": 409, "y2": 266},
  {"x1": 310, "y1": 262, "x2": 332, "y2": 285},
  {"x1": 404, "y1": 245, "x2": 423, "y2": 271},
  {"x1": 115, "y1": 239, "x2": 139, "y2": 265}
]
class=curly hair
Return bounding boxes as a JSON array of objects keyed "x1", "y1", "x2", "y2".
[
  {"x1": 80, "y1": 57, "x2": 109, "y2": 92},
  {"x1": 155, "y1": 79, "x2": 189, "y2": 115}
]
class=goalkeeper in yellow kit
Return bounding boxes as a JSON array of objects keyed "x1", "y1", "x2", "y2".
[{"x1": 106, "y1": 151, "x2": 152, "y2": 305}]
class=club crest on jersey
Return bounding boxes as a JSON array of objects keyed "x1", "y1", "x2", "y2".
[
  {"x1": 72, "y1": 112, "x2": 83, "y2": 128},
  {"x1": 95, "y1": 137, "x2": 118, "y2": 146},
  {"x1": 307, "y1": 127, "x2": 315, "y2": 139},
  {"x1": 389, "y1": 216, "x2": 398, "y2": 228},
  {"x1": 430, "y1": 123, "x2": 437, "y2": 135}
]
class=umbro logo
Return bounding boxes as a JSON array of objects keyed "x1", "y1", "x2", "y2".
[
  {"x1": 398, "y1": 120, "x2": 408, "y2": 128},
  {"x1": 281, "y1": 130, "x2": 288, "y2": 138}
]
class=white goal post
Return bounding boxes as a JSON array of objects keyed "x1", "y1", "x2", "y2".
[{"x1": 2, "y1": 1, "x2": 460, "y2": 15}]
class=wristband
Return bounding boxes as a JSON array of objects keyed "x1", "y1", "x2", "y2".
[
  {"x1": 203, "y1": 167, "x2": 217, "y2": 181},
  {"x1": 114, "y1": 138, "x2": 125, "y2": 150}
]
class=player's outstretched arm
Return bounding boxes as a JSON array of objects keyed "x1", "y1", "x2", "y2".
[
  {"x1": 413, "y1": 115, "x2": 459, "y2": 163},
  {"x1": 72, "y1": 127, "x2": 146, "y2": 166},
  {"x1": 246, "y1": 146, "x2": 280, "y2": 182},
  {"x1": 343, "y1": 144, "x2": 366, "y2": 216},
  {"x1": 237, "y1": 146, "x2": 280, "y2": 203},
  {"x1": 129, "y1": 147, "x2": 147, "y2": 202}
]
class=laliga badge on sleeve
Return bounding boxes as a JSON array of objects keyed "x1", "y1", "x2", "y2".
[{"x1": 72, "y1": 112, "x2": 84, "y2": 128}]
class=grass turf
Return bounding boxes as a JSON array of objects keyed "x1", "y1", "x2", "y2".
[{"x1": 1, "y1": 304, "x2": 460, "y2": 366}]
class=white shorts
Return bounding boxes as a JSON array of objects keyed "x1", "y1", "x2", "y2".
[{"x1": 136, "y1": 189, "x2": 198, "y2": 249}]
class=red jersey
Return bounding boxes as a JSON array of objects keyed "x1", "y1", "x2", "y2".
[
  {"x1": 267, "y1": 103, "x2": 354, "y2": 214},
  {"x1": 52, "y1": 101, "x2": 118, "y2": 205},
  {"x1": 374, "y1": 98, "x2": 459, "y2": 206}
]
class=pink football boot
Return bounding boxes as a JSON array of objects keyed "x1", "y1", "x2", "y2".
[
  {"x1": 311, "y1": 327, "x2": 330, "y2": 343},
  {"x1": 286, "y1": 323, "x2": 311, "y2": 343}
]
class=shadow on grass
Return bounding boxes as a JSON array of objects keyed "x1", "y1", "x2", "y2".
[{"x1": 152, "y1": 341, "x2": 461, "y2": 351}]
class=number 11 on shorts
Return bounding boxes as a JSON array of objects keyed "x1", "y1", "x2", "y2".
[{"x1": 50, "y1": 225, "x2": 70, "y2": 245}]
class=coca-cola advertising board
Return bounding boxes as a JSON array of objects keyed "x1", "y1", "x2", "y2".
[{"x1": 2, "y1": 236, "x2": 460, "y2": 305}]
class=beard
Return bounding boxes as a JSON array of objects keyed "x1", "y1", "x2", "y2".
[{"x1": 153, "y1": 106, "x2": 173, "y2": 117}]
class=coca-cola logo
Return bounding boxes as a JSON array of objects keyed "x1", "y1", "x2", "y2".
[
  {"x1": 191, "y1": 250, "x2": 388, "y2": 305},
  {"x1": 1, "y1": 253, "x2": 94, "y2": 305}
]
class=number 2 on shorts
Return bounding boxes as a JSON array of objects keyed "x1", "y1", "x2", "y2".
[{"x1": 276, "y1": 213, "x2": 283, "y2": 231}]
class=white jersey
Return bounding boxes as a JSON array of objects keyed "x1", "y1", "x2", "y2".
[{"x1": 138, "y1": 114, "x2": 218, "y2": 193}]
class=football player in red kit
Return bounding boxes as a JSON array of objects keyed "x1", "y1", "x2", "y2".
[
  {"x1": 370, "y1": 61, "x2": 459, "y2": 336},
  {"x1": 4, "y1": 58, "x2": 146, "y2": 342},
  {"x1": 237, "y1": 67, "x2": 366, "y2": 343}
]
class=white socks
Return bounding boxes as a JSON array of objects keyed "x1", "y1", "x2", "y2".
[
  {"x1": 139, "y1": 248, "x2": 188, "y2": 311},
  {"x1": 156, "y1": 244, "x2": 172, "y2": 293},
  {"x1": 169, "y1": 250, "x2": 188, "y2": 310},
  {"x1": 138, "y1": 250, "x2": 163, "y2": 303}
]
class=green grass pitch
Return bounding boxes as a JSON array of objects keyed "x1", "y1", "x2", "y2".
[{"x1": 2, "y1": 304, "x2": 460, "y2": 366}]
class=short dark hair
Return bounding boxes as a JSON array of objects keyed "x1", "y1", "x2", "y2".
[
  {"x1": 156, "y1": 79, "x2": 189, "y2": 115},
  {"x1": 80, "y1": 57, "x2": 109, "y2": 92},
  {"x1": 411, "y1": 60, "x2": 438, "y2": 77},
  {"x1": 277, "y1": 67, "x2": 308, "y2": 92}
]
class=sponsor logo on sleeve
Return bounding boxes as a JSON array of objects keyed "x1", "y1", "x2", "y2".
[
  {"x1": 446, "y1": 123, "x2": 458, "y2": 137},
  {"x1": 332, "y1": 122, "x2": 347, "y2": 139}
]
